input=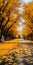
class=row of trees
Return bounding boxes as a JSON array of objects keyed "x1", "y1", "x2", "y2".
[
  {"x1": 0, "y1": 0, "x2": 33, "y2": 41},
  {"x1": 0, "y1": 0, "x2": 20, "y2": 41},
  {"x1": 22, "y1": 2, "x2": 33, "y2": 40}
]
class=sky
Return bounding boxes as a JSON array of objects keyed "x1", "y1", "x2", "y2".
[{"x1": 22, "y1": 0, "x2": 32, "y2": 3}]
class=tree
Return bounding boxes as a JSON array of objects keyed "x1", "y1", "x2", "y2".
[
  {"x1": 0, "y1": 0, "x2": 21, "y2": 41},
  {"x1": 21, "y1": 2, "x2": 33, "y2": 40}
]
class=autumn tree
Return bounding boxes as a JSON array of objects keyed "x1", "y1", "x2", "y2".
[
  {"x1": 22, "y1": 2, "x2": 33, "y2": 40},
  {"x1": 0, "y1": 0, "x2": 22, "y2": 41}
]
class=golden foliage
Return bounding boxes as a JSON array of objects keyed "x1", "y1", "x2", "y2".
[
  {"x1": 0, "y1": 0, "x2": 20, "y2": 38},
  {"x1": 22, "y1": 2, "x2": 33, "y2": 37},
  {"x1": 0, "y1": 0, "x2": 33, "y2": 39}
]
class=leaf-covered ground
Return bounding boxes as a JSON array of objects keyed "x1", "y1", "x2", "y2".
[{"x1": 0, "y1": 41, "x2": 33, "y2": 65}]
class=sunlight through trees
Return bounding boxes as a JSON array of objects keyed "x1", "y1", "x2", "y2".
[{"x1": 0, "y1": 0, "x2": 33, "y2": 41}]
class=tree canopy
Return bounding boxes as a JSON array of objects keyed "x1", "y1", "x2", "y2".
[
  {"x1": 22, "y1": 2, "x2": 33, "y2": 40},
  {"x1": 0, "y1": 0, "x2": 33, "y2": 41}
]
